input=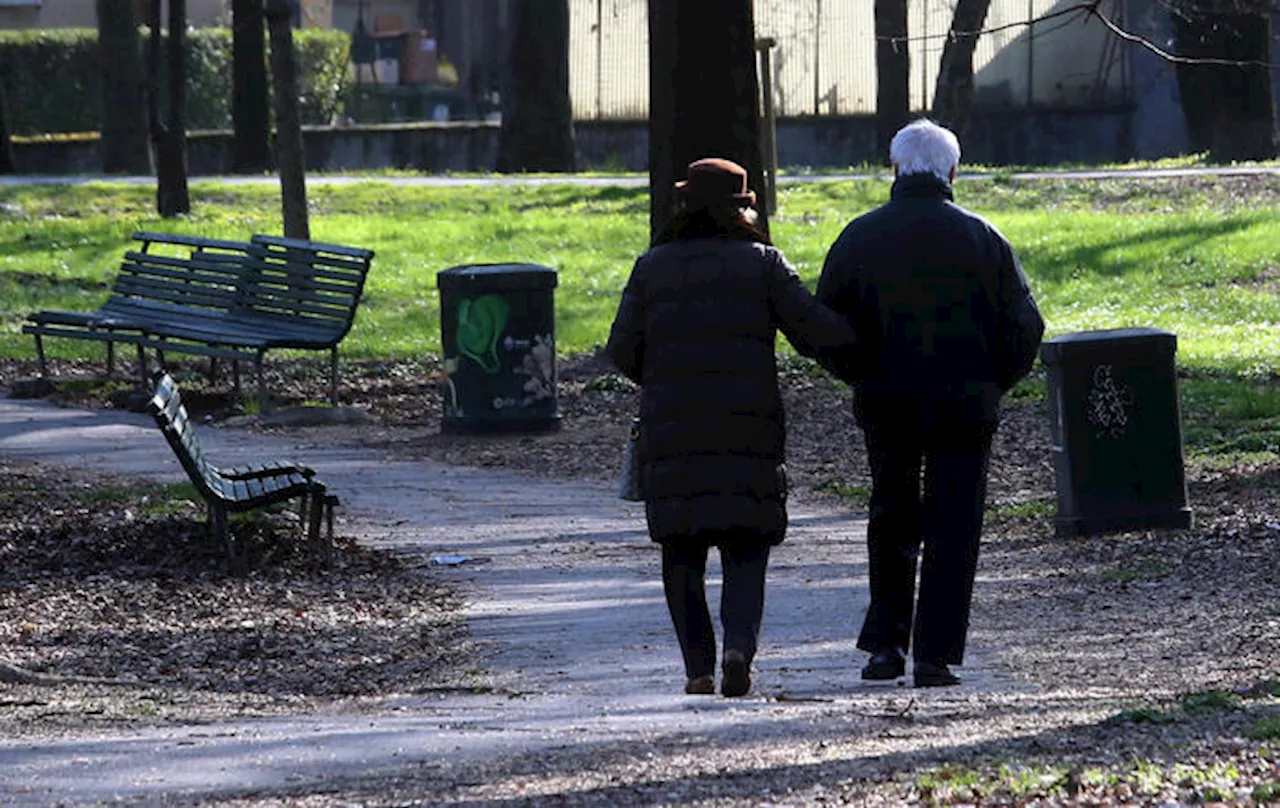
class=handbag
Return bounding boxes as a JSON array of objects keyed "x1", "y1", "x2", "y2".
[{"x1": 618, "y1": 417, "x2": 645, "y2": 501}]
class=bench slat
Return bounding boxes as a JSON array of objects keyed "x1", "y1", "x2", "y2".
[
  {"x1": 28, "y1": 230, "x2": 373, "y2": 406},
  {"x1": 135, "y1": 231, "x2": 255, "y2": 254},
  {"x1": 252, "y1": 233, "x2": 375, "y2": 260}
]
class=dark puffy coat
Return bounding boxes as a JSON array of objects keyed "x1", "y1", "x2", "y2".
[
  {"x1": 816, "y1": 173, "x2": 1045, "y2": 432},
  {"x1": 606, "y1": 239, "x2": 853, "y2": 545}
]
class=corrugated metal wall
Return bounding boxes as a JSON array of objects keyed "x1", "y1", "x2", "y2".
[
  {"x1": 569, "y1": 0, "x2": 1129, "y2": 120},
  {"x1": 569, "y1": 0, "x2": 651, "y2": 120}
]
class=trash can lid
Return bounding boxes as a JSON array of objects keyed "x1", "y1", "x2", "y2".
[
  {"x1": 1040, "y1": 327, "x2": 1177, "y2": 364},
  {"x1": 437, "y1": 263, "x2": 558, "y2": 292}
]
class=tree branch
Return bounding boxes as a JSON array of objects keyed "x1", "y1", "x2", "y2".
[
  {"x1": 1089, "y1": 4, "x2": 1279, "y2": 68},
  {"x1": 873, "y1": 0, "x2": 1280, "y2": 70}
]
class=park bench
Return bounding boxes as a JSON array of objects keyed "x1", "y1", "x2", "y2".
[
  {"x1": 146, "y1": 370, "x2": 339, "y2": 564},
  {"x1": 24, "y1": 231, "x2": 251, "y2": 381},
  {"x1": 23, "y1": 232, "x2": 375, "y2": 406}
]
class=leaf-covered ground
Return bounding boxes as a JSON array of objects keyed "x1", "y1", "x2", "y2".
[{"x1": 0, "y1": 356, "x2": 1277, "y2": 805}]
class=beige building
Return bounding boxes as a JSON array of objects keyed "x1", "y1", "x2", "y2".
[
  {"x1": 0, "y1": 0, "x2": 333, "y2": 29},
  {"x1": 570, "y1": 0, "x2": 1130, "y2": 120}
]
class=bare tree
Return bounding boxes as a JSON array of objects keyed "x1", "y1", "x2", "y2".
[
  {"x1": 232, "y1": 0, "x2": 271, "y2": 174},
  {"x1": 496, "y1": 0, "x2": 576, "y2": 173},
  {"x1": 149, "y1": 0, "x2": 190, "y2": 216},
  {"x1": 647, "y1": 0, "x2": 766, "y2": 241},
  {"x1": 1167, "y1": 0, "x2": 1276, "y2": 161},
  {"x1": 98, "y1": 0, "x2": 152, "y2": 174},
  {"x1": 874, "y1": 0, "x2": 910, "y2": 163},
  {"x1": 265, "y1": 0, "x2": 309, "y2": 239},
  {"x1": 930, "y1": 0, "x2": 992, "y2": 138}
]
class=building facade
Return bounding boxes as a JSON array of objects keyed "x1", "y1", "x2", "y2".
[{"x1": 0, "y1": 0, "x2": 332, "y2": 29}]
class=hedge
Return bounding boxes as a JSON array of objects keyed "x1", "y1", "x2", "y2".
[{"x1": 0, "y1": 28, "x2": 351, "y2": 136}]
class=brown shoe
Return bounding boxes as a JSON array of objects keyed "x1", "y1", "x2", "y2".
[
  {"x1": 721, "y1": 649, "x2": 751, "y2": 697},
  {"x1": 685, "y1": 675, "x2": 715, "y2": 695}
]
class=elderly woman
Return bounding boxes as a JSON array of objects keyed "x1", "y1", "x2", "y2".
[{"x1": 606, "y1": 158, "x2": 855, "y2": 697}]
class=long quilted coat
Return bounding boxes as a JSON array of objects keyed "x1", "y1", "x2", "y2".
[{"x1": 605, "y1": 238, "x2": 854, "y2": 546}]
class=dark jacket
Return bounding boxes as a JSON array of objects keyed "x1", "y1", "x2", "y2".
[
  {"x1": 606, "y1": 239, "x2": 854, "y2": 544},
  {"x1": 816, "y1": 172, "x2": 1045, "y2": 432}
]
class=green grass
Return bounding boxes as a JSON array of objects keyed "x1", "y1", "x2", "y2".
[
  {"x1": 987, "y1": 496, "x2": 1056, "y2": 519},
  {"x1": 1110, "y1": 706, "x2": 1180, "y2": 725},
  {"x1": 3, "y1": 175, "x2": 1277, "y2": 366},
  {"x1": 70, "y1": 480, "x2": 199, "y2": 514},
  {"x1": 815, "y1": 481, "x2": 872, "y2": 509},
  {"x1": 2, "y1": 175, "x2": 1279, "y2": 464},
  {"x1": 1247, "y1": 715, "x2": 1280, "y2": 741},
  {"x1": 1180, "y1": 690, "x2": 1239, "y2": 715},
  {"x1": 1255, "y1": 782, "x2": 1280, "y2": 803}
]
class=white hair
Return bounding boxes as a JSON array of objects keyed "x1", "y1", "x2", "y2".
[{"x1": 889, "y1": 119, "x2": 961, "y2": 183}]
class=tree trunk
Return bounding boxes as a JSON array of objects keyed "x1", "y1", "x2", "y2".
[
  {"x1": 930, "y1": 0, "x2": 990, "y2": 138},
  {"x1": 1170, "y1": 0, "x2": 1276, "y2": 162},
  {"x1": 0, "y1": 82, "x2": 15, "y2": 174},
  {"x1": 873, "y1": 0, "x2": 910, "y2": 164},
  {"x1": 266, "y1": 0, "x2": 309, "y2": 239},
  {"x1": 496, "y1": 0, "x2": 576, "y2": 173},
  {"x1": 647, "y1": 0, "x2": 767, "y2": 242},
  {"x1": 97, "y1": 0, "x2": 153, "y2": 174},
  {"x1": 154, "y1": 0, "x2": 190, "y2": 216},
  {"x1": 231, "y1": 0, "x2": 271, "y2": 174}
]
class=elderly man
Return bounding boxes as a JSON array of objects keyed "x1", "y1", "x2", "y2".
[{"x1": 816, "y1": 119, "x2": 1044, "y2": 687}]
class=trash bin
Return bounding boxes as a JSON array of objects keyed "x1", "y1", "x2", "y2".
[
  {"x1": 437, "y1": 263, "x2": 560, "y2": 434},
  {"x1": 1040, "y1": 327, "x2": 1193, "y2": 537}
]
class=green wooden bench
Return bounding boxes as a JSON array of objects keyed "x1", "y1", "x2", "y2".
[
  {"x1": 24, "y1": 231, "x2": 253, "y2": 383},
  {"x1": 146, "y1": 371, "x2": 338, "y2": 564},
  {"x1": 24, "y1": 232, "x2": 375, "y2": 406}
]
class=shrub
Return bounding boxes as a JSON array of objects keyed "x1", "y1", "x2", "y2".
[{"x1": 0, "y1": 27, "x2": 351, "y2": 136}]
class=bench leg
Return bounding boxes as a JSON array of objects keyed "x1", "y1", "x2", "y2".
[
  {"x1": 135, "y1": 345, "x2": 148, "y2": 387},
  {"x1": 209, "y1": 502, "x2": 234, "y2": 562},
  {"x1": 33, "y1": 334, "x2": 47, "y2": 376},
  {"x1": 323, "y1": 495, "x2": 338, "y2": 568},
  {"x1": 329, "y1": 347, "x2": 339, "y2": 407},
  {"x1": 305, "y1": 490, "x2": 326, "y2": 564},
  {"x1": 256, "y1": 354, "x2": 269, "y2": 414},
  {"x1": 106, "y1": 341, "x2": 116, "y2": 376},
  {"x1": 297, "y1": 491, "x2": 310, "y2": 531},
  {"x1": 232, "y1": 361, "x2": 242, "y2": 400}
]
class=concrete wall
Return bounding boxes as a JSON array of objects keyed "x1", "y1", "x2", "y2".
[
  {"x1": 10, "y1": 106, "x2": 1169, "y2": 176},
  {"x1": 579, "y1": 109, "x2": 1139, "y2": 171},
  {"x1": 0, "y1": 0, "x2": 227, "y2": 28}
]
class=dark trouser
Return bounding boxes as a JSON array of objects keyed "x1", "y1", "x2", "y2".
[
  {"x1": 661, "y1": 533, "x2": 772, "y2": 680},
  {"x1": 856, "y1": 426, "x2": 993, "y2": 666}
]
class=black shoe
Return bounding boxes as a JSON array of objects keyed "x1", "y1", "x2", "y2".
[
  {"x1": 861, "y1": 647, "x2": 906, "y2": 681},
  {"x1": 721, "y1": 649, "x2": 751, "y2": 697},
  {"x1": 685, "y1": 675, "x2": 715, "y2": 695},
  {"x1": 913, "y1": 659, "x2": 961, "y2": 688}
]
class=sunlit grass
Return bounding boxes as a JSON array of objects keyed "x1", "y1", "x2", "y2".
[{"x1": 1, "y1": 175, "x2": 1277, "y2": 385}]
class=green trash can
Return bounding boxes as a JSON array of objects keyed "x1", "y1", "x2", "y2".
[
  {"x1": 437, "y1": 263, "x2": 560, "y2": 434},
  {"x1": 1040, "y1": 327, "x2": 1193, "y2": 537}
]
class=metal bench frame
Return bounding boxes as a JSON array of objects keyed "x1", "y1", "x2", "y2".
[
  {"x1": 146, "y1": 371, "x2": 338, "y2": 564},
  {"x1": 24, "y1": 232, "x2": 375, "y2": 406}
]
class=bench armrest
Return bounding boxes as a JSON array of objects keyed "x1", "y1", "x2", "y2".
[{"x1": 221, "y1": 461, "x2": 316, "y2": 481}]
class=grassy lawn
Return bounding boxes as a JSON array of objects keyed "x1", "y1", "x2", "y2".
[{"x1": 1, "y1": 173, "x2": 1278, "y2": 458}]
